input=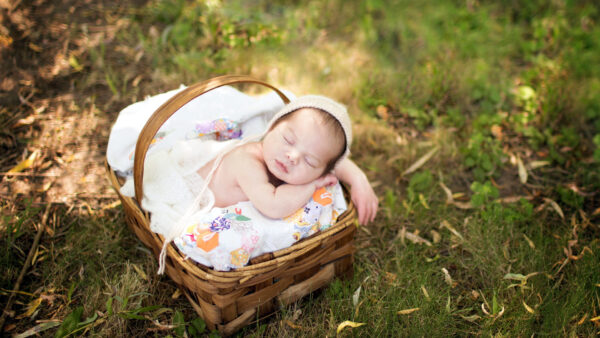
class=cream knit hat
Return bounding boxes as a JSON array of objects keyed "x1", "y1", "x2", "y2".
[{"x1": 266, "y1": 95, "x2": 352, "y2": 159}]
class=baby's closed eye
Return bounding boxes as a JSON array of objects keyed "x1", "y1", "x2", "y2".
[
  {"x1": 283, "y1": 135, "x2": 294, "y2": 145},
  {"x1": 305, "y1": 158, "x2": 315, "y2": 167}
]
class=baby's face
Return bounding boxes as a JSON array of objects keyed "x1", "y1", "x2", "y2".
[{"x1": 262, "y1": 108, "x2": 343, "y2": 185}]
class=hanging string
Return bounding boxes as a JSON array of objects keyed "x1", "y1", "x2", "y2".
[{"x1": 156, "y1": 135, "x2": 261, "y2": 274}]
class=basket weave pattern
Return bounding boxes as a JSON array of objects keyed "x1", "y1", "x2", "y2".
[{"x1": 105, "y1": 75, "x2": 357, "y2": 335}]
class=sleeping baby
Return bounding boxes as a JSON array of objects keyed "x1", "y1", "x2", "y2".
[{"x1": 196, "y1": 95, "x2": 378, "y2": 225}]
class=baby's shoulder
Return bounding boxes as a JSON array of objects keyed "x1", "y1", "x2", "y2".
[{"x1": 228, "y1": 142, "x2": 263, "y2": 165}]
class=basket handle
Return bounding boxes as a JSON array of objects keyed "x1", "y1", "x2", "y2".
[{"x1": 133, "y1": 75, "x2": 291, "y2": 202}]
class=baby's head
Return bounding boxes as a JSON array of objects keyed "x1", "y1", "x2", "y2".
[{"x1": 262, "y1": 95, "x2": 352, "y2": 185}]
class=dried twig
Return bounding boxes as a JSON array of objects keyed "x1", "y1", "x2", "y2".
[{"x1": 0, "y1": 204, "x2": 51, "y2": 332}]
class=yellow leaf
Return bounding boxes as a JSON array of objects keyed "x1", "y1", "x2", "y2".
[
  {"x1": 171, "y1": 289, "x2": 182, "y2": 299},
  {"x1": 421, "y1": 285, "x2": 430, "y2": 300},
  {"x1": 376, "y1": 105, "x2": 389, "y2": 120},
  {"x1": 336, "y1": 321, "x2": 365, "y2": 334},
  {"x1": 441, "y1": 268, "x2": 454, "y2": 286},
  {"x1": 528, "y1": 161, "x2": 550, "y2": 169},
  {"x1": 523, "y1": 234, "x2": 535, "y2": 249},
  {"x1": 404, "y1": 231, "x2": 432, "y2": 246},
  {"x1": 517, "y1": 156, "x2": 528, "y2": 184},
  {"x1": 397, "y1": 308, "x2": 420, "y2": 315},
  {"x1": 8, "y1": 150, "x2": 39, "y2": 173},
  {"x1": 590, "y1": 315, "x2": 600, "y2": 322},
  {"x1": 0, "y1": 35, "x2": 13, "y2": 48},
  {"x1": 16, "y1": 297, "x2": 43, "y2": 319},
  {"x1": 29, "y1": 42, "x2": 42, "y2": 52},
  {"x1": 430, "y1": 230, "x2": 441, "y2": 243},
  {"x1": 418, "y1": 193, "x2": 430, "y2": 209},
  {"x1": 577, "y1": 314, "x2": 588, "y2": 325},
  {"x1": 284, "y1": 320, "x2": 305, "y2": 330},
  {"x1": 37, "y1": 181, "x2": 53, "y2": 192},
  {"x1": 522, "y1": 300, "x2": 535, "y2": 314},
  {"x1": 132, "y1": 264, "x2": 148, "y2": 281},
  {"x1": 543, "y1": 198, "x2": 564, "y2": 219},
  {"x1": 460, "y1": 314, "x2": 481, "y2": 322},
  {"x1": 439, "y1": 182, "x2": 454, "y2": 204},
  {"x1": 440, "y1": 220, "x2": 464, "y2": 241},
  {"x1": 101, "y1": 200, "x2": 121, "y2": 211}
]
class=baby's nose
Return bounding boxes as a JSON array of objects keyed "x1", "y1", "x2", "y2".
[{"x1": 287, "y1": 149, "x2": 299, "y2": 164}]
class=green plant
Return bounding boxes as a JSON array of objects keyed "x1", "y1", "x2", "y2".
[
  {"x1": 462, "y1": 131, "x2": 504, "y2": 181},
  {"x1": 470, "y1": 181, "x2": 499, "y2": 208}
]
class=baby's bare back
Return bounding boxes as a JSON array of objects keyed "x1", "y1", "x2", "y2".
[{"x1": 197, "y1": 142, "x2": 262, "y2": 208}]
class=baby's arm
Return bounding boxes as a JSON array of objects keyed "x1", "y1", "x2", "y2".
[
  {"x1": 334, "y1": 158, "x2": 378, "y2": 225},
  {"x1": 236, "y1": 157, "x2": 336, "y2": 219}
]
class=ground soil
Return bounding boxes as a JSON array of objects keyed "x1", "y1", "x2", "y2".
[{"x1": 1, "y1": 0, "x2": 150, "y2": 210}]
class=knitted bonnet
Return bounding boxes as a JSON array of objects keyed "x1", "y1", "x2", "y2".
[{"x1": 265, "y1": 95, "x2": 353, "y2": 159}]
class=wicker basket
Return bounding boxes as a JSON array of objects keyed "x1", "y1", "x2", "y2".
[{"x1": 105, "y1": 75, "x2": 357, "y2": 335}]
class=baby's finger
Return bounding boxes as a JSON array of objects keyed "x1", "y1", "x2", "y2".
[
  {"x1": 360, "y1": 202, "x2": 369, "y2": 225},
  {"x1": 370, "y1": 200, "x2": 378, "y2": 222}
]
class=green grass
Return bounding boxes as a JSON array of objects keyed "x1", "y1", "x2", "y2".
[{"x1": 2, "y1": 0, "x2": 599, "y2": 336}]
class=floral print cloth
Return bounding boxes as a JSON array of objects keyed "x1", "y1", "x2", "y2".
[{"x1": 174, "y1": 184, "x2": 347, "y2": 271}]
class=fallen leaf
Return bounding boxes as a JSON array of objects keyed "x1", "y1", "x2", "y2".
[
  {"x1": 440, "y1": 220, "x2": 464, "y2": 241},
  {"x1": 517, "y1": 156, "x2": 527, "y2": 184},
  {"x1": 522, "y1": 300, "x2": 535, "y2": 314},
  {"x1": 403, "y1": 146, "x2": 439, "y2": 176},
  {"x1": 101, "y1": 200, "x2": 121, "y2": 211},
  {"x1": 8, "y1": 150, "x2": 39, "y2": 173},
  {"x1": 440, "y1": 182, "x2": 454, "y2": 204},
  {"x1": 528, "y1": 161, "x2": 550, "y2": 169},
  {"x1": 284, "y1": 320, "x2": 305, "y2": 330},
  {"x1": 439, "y1": 183, "x2": 474, "y2": 209},
  {"x1": 13, "y1": 321, "x2": 61, "y2": 338},
  {"x1": 352, "y1": 285, "x2": 361, "y2": 307},
  {"x1": 132, "y1": 264, "x2": 148, "y2": 281},
  {"x1": 496, "y1": 195, "x2": 533, "y2": 203},
  {"x1": 460, "y1": 314, "x2": 481, "y2": 322},
  {"x1": 590, "y1": 315, "x2": 600, "y2": 322},
  {"x1": 13, "y1": 115, "x2": 36, "y2": 127},
  {"x1": 171, "y1": 289, "x2": 181, "y2": 299},
  {"x1": 504, "y1": 273, "x2": 527, "y2": 282},
  {"x1": 405, "y1": 231, "x2": 432, "y2": 246},
  {"x1": 441, "y1": 268, "x2": 454, "y2": 287},
  {"x1": 418, "y1": 193, "x2": 430, "y2": 209},
  {"x1": 16, "y1": 297, "x2": 43, "y2": 319},
  {"x1": 577, "y1": 314, "x2": 588, "y2": 325},
  {"x1": 490, "y1": 124, "x2": 503, "y2": 140},
  {"x1": 543, "y1": 198, "x2": 564, "y2": 219},
  {"x1": 37, "y1": 181, "x2": 53, "y2": 192},
  {"x1": 376, "y1": 105, "x2": 389, "y2": 120},
  {"x1": 0, "y1": 35, "x2": 13, "y2": 48},
  {"x1": 336, "y1": 321, "x2": 365, "y2": 334},
  {"x1": 421, "y1": 285, "x2": 430, "y2": 300},
  {"x1": 523, "y1": 234, "x2": 535, "y2": 249},
  {"x1": 430, "y1": 230, "x2": 441, "y2": 243},
  {"x1": 397, "y1": 308, "x2": 420, "y2": 315},
  {"x1": 383, "y1": 272, "x2": 397, "y2": 283},
  {"x1": 28, "y1": 42, "x2": 42, "y2": 52}
]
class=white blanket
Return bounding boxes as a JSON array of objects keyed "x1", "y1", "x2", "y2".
[{"x1": 107, "y1": 86, "x2": 347, "y2": 271}]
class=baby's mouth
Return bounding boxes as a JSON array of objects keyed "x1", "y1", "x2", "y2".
[{"x1": 275, "y1": 159, "x2": 288, "y2": 173}]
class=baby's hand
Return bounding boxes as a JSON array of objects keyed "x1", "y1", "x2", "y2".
[
  {"x1": 314, "y1": 173, "x2": 338, "y2": 189},
  {"x1": 349, "y1": 175, "x2": 378, "y2": 225}
]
